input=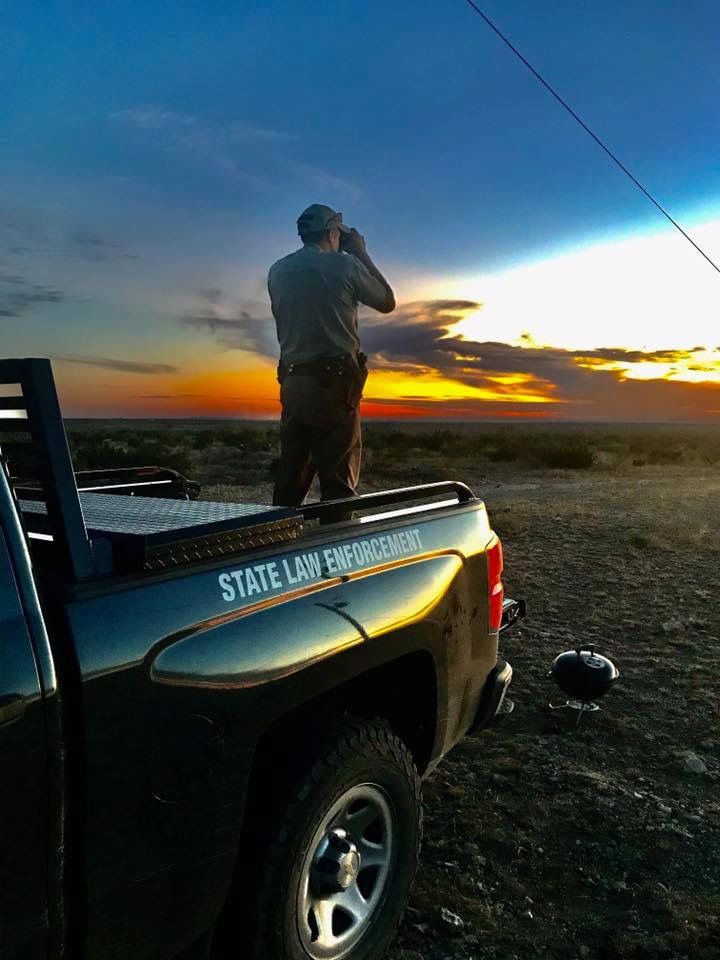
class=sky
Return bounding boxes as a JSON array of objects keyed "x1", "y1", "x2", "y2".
[{"x1": 2, "y1": 0, "x2": 720, "y2": 421}]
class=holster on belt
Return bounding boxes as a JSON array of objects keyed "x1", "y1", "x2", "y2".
[
  {"x1": 278, "y1": 353, "x2": 368, "y2": 407},
  {"x1": 347, "y1": 352, "x2": 368, "y2": 407}
]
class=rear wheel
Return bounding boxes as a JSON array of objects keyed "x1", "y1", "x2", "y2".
[{"x1": 228, "y1": 719, "x2": 422, "y2": 960}]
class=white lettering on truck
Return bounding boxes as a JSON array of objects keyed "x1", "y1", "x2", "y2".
[{"x1": 218, "y1": 528, "x2": 424, "y2": 602}]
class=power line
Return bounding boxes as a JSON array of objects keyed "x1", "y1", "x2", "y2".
[{"x1": 461, "y1": 0, "x2": 720, "y2": 275}]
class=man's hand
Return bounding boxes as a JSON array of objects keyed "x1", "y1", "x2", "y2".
[
  {"x1": 342, "y1": 228, "x2": 367, "y2": 258},
  {"x1": 346, "y1": 228, "x2": 395, "y2": 314}
]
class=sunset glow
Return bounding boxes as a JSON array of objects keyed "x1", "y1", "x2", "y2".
[
  {"x1": 4, "y1": 4, "x2": 720, "y2": 422},
  {"x1": 573, "y1": 349, "x2": 720, "y2": 384},
  {"x1": 447, "y1": 219, "x2": 720, "y2": 352},
  {"x1": 365, "y1": 368, "x2": 560, "y2": 406},
  {"x1": 50, "y1": 218, "x2": 720, "y2": 420}
]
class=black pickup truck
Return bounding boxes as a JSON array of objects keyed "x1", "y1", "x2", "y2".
[{"x1": 0, "y1": 358, "x2": 523, "y2": 960}]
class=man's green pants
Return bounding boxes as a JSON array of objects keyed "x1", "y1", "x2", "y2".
[{"x1": 272, "y1": 371, "x2": 362, "y2": 509}]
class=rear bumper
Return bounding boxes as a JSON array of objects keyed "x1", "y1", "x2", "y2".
[
  {"x1": 471, "y1": 595, "x2": 525, "y2": 731},
  {"x1": 470, "y1": 659, "x2": 513, "y2": 731}
]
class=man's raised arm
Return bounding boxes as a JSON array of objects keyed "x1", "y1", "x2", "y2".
[{"x1": 344, "y1": 229, "x2": 395, "y2": 314}]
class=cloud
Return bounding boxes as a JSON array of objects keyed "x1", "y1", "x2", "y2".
[
  {"x1": 361, "y1": 300, "x2": 719, "y2": 386},
  {"x1": 0, "y1": 206, "x2": 46, "y2": 243},
  {"x1": 282, "y1": 160, "x2": 364, "y2": 202},
  {"x1": 111, "y1": 105, "x2": 363, "y2": 199},
  {"x1": 226, "y1": 121, "x2": 294, "y2": 145},
  {"x1": 577, "y1": 346, "x2": 696, "y2": 364},
  {"x1": 177, "y1": 290, "x2": 720, "y2": 418},
  {"x1": 181, "y1": 288, "x2": 277, "y2": 357},
  {"x1": 360, "y1": 300, "x2": 564, "y2": 392},
  {"x1": 368, "y1": 301, "x2": 720, "y2": 418},
  {"x1": 114, "y1": 108, "x2": 290, "y2": 145},
  {"x1": 110, "y1": 107, "x2": 272, "y2": 190},
  {"x1": 1, "y1": 204, "x2": 138, "y2": 264},
  {"x1": 0, "y1": 272, "x2": 64, "y2": 317},
  {"x1": 68, "y1": 230, "x2": 139, "y2": 262},
  {"x1": 55, "y1": 354, "x2": 178, "y2": 374}
]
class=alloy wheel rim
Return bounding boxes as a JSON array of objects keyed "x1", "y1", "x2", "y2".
[{"x1": 297, "y1": 783, "x2": 395, "y2": 959}]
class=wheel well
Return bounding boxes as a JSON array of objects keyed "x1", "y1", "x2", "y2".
[
  {"x1": 252, "y1": 650, "x2": 437, "y2": 789},
  {"x1": 214, "y1": 652, "x2": 437, "y2": 951},
  {"x1": 333, "y1": 650, "x2": 438, "y2": 774}
]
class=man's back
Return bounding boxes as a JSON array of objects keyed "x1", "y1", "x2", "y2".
[
  {"x1": 268, "y1": 244, "x2": 391, "y2": 365},
  {"x1": 270, "y1": 204, "x2": 394, "y2": 509}
]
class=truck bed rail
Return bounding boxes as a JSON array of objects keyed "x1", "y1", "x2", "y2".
[
  {"x1": 300, "y1": 481, "x2": 476, "y2": 522},
  {"x1": 17, "y1": 466, "x2": 201, "y2": 502}
]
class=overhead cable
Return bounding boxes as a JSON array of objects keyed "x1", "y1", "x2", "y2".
[{"x1": 462, "y1": 0, "x2": 720, "y2": 275}]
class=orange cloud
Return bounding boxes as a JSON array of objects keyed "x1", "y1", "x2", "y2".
[{"x1": 366, "y1": 367, "x2": 560, "y2": 406}]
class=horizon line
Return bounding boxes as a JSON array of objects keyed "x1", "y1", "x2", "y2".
[{"x1": 63, "y1": 416, "x2": 720, "y2": 426}]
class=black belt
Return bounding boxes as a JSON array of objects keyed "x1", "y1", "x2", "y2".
[{"x1": 279, "y1": 353, "x2": 366, "y2": 382}]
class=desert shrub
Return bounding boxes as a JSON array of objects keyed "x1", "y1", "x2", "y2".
[
  {"x1": 365, "y1": 428, "x2": 480, "y2": 459},
  {"x1": 194, "y1": 444, "x2": 248, "y2": 483},
  {"x1": 486, "y1": 438, "x2": 521, "y2": 462},
  {"x1": 68, "y1": 431, "x2": 194, "y2": 477},
  {"x1": 364, "y1": 428, "x2": 598, "y2": 469},
  {"x1": 531, "y1": 436, "x2": 594, "y2": 469},
  {"x1": 191, "y1": 427, "x2": 276, "y2": 452},
  {"x1": 201, "y1": 444, "x2": 246, "y2": 466},
  {"x1": 422, "y1": 429, "x2": 456, "y2": 453},
  {"x1": 367, "y1": 430, "x2": 416, "y2": 452},
  {"x1": 646, "y1": 447, "x2": 683, "y2": 465}
]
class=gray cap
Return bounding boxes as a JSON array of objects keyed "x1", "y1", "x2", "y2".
[{"x1": 297, "y1": 203, "x2": 351, "y2": 236}]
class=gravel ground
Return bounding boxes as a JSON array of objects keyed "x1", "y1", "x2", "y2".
[{"x1": 386, "y1": 468, "x2": 720, "y2": 960}]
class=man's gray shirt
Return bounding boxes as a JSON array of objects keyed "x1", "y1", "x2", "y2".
[{"x1": 268, "y1": 244, "x2": 391, "y2": 365}]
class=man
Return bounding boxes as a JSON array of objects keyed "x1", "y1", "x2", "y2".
[{"x1": 268, "y1": 203, "x2": 395, "y2": 512}]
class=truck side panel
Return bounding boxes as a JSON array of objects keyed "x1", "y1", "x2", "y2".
[
  {"x1": 62, "y1": 503, "x2": 495, "y2": 959},
  {"x1": 0, "y1": 488, "x2": 59, "y2": 957}
]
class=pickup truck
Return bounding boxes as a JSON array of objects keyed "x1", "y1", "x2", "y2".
[{"x1": 0, "y1": 358, "x2": 523, "y2": 960}]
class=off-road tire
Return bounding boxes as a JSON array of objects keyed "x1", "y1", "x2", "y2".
[{"x1": 242, "y1": 719, "x2": 422, "y2": 960}]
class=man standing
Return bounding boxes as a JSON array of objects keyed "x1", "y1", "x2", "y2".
[{"x1": 268, "y1": 204, "x2": 395, "y2": 511}]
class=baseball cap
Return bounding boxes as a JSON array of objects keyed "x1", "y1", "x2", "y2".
[{"x1": 297, "y1": 203, "x2": 351, "y2": 236}]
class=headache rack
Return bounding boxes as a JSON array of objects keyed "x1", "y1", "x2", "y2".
[
  {"x1": 1, "y1": 358, "x2": 97, "y2": 580},
  {"x1": 0, "y1": 358, "x2": 480, "y2": 580}
]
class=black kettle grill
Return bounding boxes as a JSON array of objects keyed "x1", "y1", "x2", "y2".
[{"x1": 549, "y1": 646, "x2": 619, "y2": 724}]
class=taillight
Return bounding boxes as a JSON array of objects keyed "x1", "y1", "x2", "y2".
[{"x1": 487, "y1": 535, "x2": 504, "y2": 632}]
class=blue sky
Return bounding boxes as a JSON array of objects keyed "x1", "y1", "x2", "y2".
[{"x1": 3, "y1": 1, "x2": 720, "y2": 418}]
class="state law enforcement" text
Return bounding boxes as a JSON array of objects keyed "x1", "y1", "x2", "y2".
[{"x1": 218, "y1": 528, "x2": 423, "y2": 602}]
